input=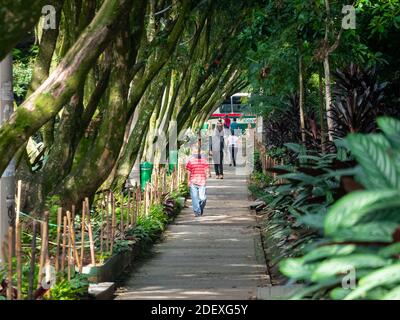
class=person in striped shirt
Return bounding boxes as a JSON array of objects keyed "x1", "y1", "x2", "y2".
[{"x1": 186, "y1": 141, "x2": 209, "y2": 217}]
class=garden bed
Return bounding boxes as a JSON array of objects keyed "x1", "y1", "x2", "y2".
[
  {"x1": 1, "y1": 165, "x2": 189, "y2": 301},
  {"x1": 84, "y1": 199, "x2": 185, "y2": 285}
]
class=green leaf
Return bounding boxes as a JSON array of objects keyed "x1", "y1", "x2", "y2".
[
  {"x1": 302, "y1": 245, "x2": 356, "y2": 263},
  {"x1": 279, "y1": 258, "x2": 317, "y2": 281},
  {"x1": 284, "y1": 143, "x2": 304, "y2": 154},
  {"x1": 290, "y1": 278, "x2": 341, "y2": 300},
  {"x1": 331, "y1": 222, "x2": 399, "y2": 243},
  {"x1": 276, "y1": 172, "x2": 316, "y2": 184},
  {"x1": 378, "y1": 243, "x2": 400, "y2": 258},
  {"x1": 346, "y1": 133, "x2": 399, "y2": 189},
  {"x1": 381, "y1": 285, "x2": 400, "y2": 300},
  {"x1": 330, "y1": 287, "x2": 352, "y2": 300},
  {"x1": 377, "y1": 117, "x2": 400, "y2": 149},
  {"x1": 311, "y1": 254, "x2": 387, "y2": 282},
  {"x1": 324, "y1": 190, "x2": 400, "y2": 236},
  {"x1": 298, "y1": 155, "x2": 323, "y2": 162},
  {"x1": 344, "y1": 264, "x2": 400, "y2": 300},
  {"x1": 296, "y1": 212, "x2": 325, "y2": 230}
]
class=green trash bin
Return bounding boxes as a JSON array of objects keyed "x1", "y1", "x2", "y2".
[
  {"x1": 169, "y1": 150, "x2": 178, "y2": 173},
  {"x1": 140, "y1": 162, "x2": 153, "y2": 191}
]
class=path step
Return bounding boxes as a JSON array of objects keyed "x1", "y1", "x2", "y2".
[
  {"x1": 257, "y1": 285, "x2": 304, "y2": 300},
  {"x1": 89, "y1": 282, "x2": 115, "y2": 300}
]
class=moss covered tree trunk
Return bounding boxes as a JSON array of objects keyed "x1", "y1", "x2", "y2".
[
  {"x1": 0, "y1": 0, "x2": 48, "y2": 60},
  {"x1": 109, "y1": 76, "x2": 166, "y2": 189},
  {"x1": 55, "y1": 26, "x2": 132, "y2": 206},
  {"x1": 0, "y1": 0, "x2": 133, "y2": 176}
]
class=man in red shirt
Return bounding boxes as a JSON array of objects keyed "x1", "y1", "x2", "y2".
[
  {"x1": 224, "y1": 115, "x2": 231, "y2": 129},
  {"x1": 186, "y1": 142, "x2": 209, "y2": 217}
]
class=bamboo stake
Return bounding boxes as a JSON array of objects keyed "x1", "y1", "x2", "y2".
[
  {"x1": 106, "y1": 191, "x2": 110, "y2": 252},
  {"x1": 153, "y1": 168, "x2": 158, "y2": 202},
  {"x1": 137, "y1": 185, "x2": 141, "y2": 217},
  {"x1": 55, "y1": 208, "x2": 62, "y2": 273},
  {"x1": 80, "y1": 201, "x2": 86, "y2": 272},
  {"x1": 15, "y1": 223, "x2": 22, "y2": 300},
  {"x1": 128, "y1": 189, "x2": 132, "y2": 226},
  {"x1": 170, "y1": 171, "x2": 174, "y2": 193},
  {"x1": 85, "y1": 198, "x2": 96, "y2": 266},
  {"x1": 67, "y1": 219, "x2": 72, "y2": 281},
  {"x1": 71, "y1": 205, "x2": 76, "y2": 221},
  {"x1": 44, "y1": 260, "x2": 51, "y2": 298},
  {"x1": 38, "y1": 212, "x2": 49, "y2": 289},
  {"x1": 164, "y1": 169, "x2": 168, "y2": 193},
  {"x1": 43, "y1": 249, "x2": 52, "y2": 300},
  {"x1": 163, "y1": 169, "x2": 166, "y2": 194},
  {"x1": 111, "y1": 192, "x2": 116, "y2": 254},
  {"x1": 147, "y1": 184, "x2": 151, "y2": 213},
  {"x1": 100, "y1": 193, "x2": 104, "y2": 255},
  {"x1": 134, "y1": 186, "x2": 138, "y2": 221},
  {"x1": 149, "y1": 184, "x2": 152, "y2": 208},
  {"x1": 28, "y1": 220, "x2": 37, "y2": 300},
  {"x1": 67, "y1": 211, "x2": 80, "y2": 271},
  {"x1": 144, "y1": 185, "x2": 148, "y2": 216},
  {"x1": 15, "y1": 180, "x2": 22, "y2": 300},
  {"x1": 61, "y1": 215, "x2": 67, "y2": 272},
  {"x1": 152, "y1": 173, "x2": 156, "y2": 203},
  {"x1": 7, "y1": 226, "x2": 13, "y2": 300},
  {"x1": 177, "y1": 164, "x2": 180, "y2": 186},
  {"x1": 120, "y1": 192, "x2": 124, "y2": 239}
]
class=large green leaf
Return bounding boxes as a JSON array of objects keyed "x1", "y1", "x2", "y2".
[
  {"x1": 377, "y1": 117, "x2": 400, "y2": 150},
  {"x1": 290, "y1": 278, "x2": 341, "y2": 300},
  {"x1": 324, "y1": 190, "x2": 400, "y2": 235},
  {"x1": 311, "y1": 254, "x2": 387, "y2": 282},
  {"x1": 346, "y1": 133, "x2": 399, "y2": 189},
  {"x1": 296, "y1": 212, "x2": 325, "y2": 230},
  {"x1": 378, "y1": 243, "x2": 400, "y2": 258},
  {"x1": 279, "y1": 258, "x2": 317, "y2": 281},
  {"x1": 381, "y1": 285, "x2": 400, "y2": 300},
  {"x1": 302, "y1": 245, "x2": 356, "y2": 263},
  {"x1": 331, "y1": 222, "x2": 399, "y2": 243},
  {"x1": 330, "y1": 288, "x2": 350, "y2": 300},
  {"x1": 344, "y1": 264, "x2": 400, "y2": 300},
  {"x1": 276, "y1": 172, "x2": 317, "y2": 185},
  {"x1": 284, "y1": 143, "x2": 304, "y2": 154}
]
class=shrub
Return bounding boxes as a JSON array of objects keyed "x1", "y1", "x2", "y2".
[{"x1": 280, "y1": 117, "x2": 400, "y2": 300}]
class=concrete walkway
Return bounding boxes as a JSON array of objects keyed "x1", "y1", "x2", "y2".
[{"x1": 115, "y1": 167, "x2": 269, "y2": 300}]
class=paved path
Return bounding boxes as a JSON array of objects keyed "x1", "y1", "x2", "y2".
[{"x1": 115, "y1": 167, "x2": 269, "y2": 300}]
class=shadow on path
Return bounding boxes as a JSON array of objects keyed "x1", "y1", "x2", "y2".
[{"x1": 115, "y1": 167, "x2": 269, "y2": 300}]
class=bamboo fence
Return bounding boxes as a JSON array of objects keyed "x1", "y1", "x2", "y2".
[{"x1": 1, "y1": 164, "x2": 187, "y2": 300}]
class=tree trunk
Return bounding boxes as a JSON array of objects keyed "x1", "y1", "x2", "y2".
[
  {"x1": 319, "y1": 68, "x2": 327, "y2": 151},
  {"x1": 0, "y1": 0, "x2": 48, "y2": 60},
  {"x1": 324, "y1": 56, "x2": 334, "y2": 142},
  {"x1": 110, "y1": 77, "x2": 165, "y2": 189},
  {"x1": 298, "y1": 54, "x2": 306, "y2": 143},
  {"x1": 0, "y1": 0, "x2": 133, "y2": 176}
]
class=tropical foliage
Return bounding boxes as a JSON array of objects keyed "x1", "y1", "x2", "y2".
[{"x1": 279, "y1": 117, "x2": 400, "y2": 299}]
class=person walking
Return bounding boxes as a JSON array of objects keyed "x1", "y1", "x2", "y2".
[
  {"x1": 186, "y1": 141, "x2": 209, "y2": 217},
  {"x1": 209, "y1": 121, "x2": 225, "y2": 179},
  {"x1": 228, "y1": 130, "x2": 239, "y2": 167},
  {"x1": 223, "y1": 114, "x2": 231, "y2": 129},
  {"x1": 206, "y1": 125, "x2": 213, "y2": 177},
  {"x1": 230, "y1": 117, "x2": 239, "y2": 134}
]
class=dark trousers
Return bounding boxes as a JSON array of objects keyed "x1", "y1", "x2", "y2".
[
  {"x1": 214, "y1": 163, "x2": 223, "y2": 176},
  {"x1": 214, "y1": 151, "x2": 224, "y2": 176},
  {"x1": 230, "y1": 145, "x2": 238, "y2": 166}
]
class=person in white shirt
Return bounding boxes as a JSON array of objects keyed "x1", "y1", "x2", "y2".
[{"x1": 228, "y1": 130, "x2": 239, "y2": 167}]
